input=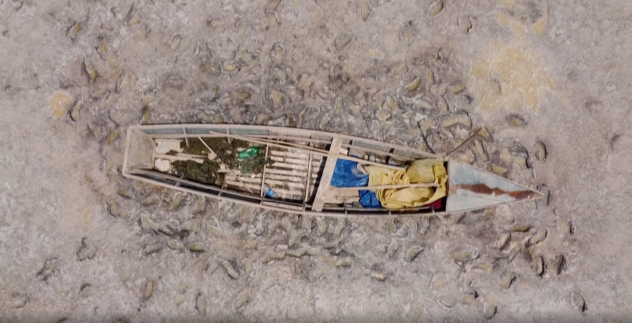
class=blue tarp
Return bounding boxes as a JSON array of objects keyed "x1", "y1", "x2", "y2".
[{"x1": 330, "y1": 159, "x2": 381, "y2": 208}]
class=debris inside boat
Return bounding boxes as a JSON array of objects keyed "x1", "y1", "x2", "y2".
[{"x1": 123, "y1": 124, "x2": 543, "y2": 217}]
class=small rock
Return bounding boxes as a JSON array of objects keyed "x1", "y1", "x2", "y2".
[
  {"x1": 507, "y1": 114, "x2": 527, "y2": 127},
  {"x1": 262, "y1": 251, "x2": 286, "y2": 264},
  {"x1": 70, "y1": 100, "x2": 82, "y2": 121},
  {"x1": 429, "y1": 0, "x2": 443, "y2": 16},
  {"x1": 387, "y1": 239, "x2": 399, "y2": 258},
  {"x1": 8, "y1": 293, "x2": 28, "y2": 309},
  {"x1": 167, "y1": 240, "x2": 184, "y2": 250},
  {"x1": 570, "y1": 291, "x2": 586, "y2": 313},
  {"x1": 370, "y1": 270, "x2": 388, "y2": 281},
  {"x1": 187, "y1": 242, "x2": 206, "y2": 252},
  {"x1": 499, "y1": 271, "x2": 516, "y2": 289},
  {"x1": 528, "y1": 228, "x2": 547, "y2": 246},
  {"x1": 49, "y1": 90, "x2": 73, "y2": 118},
  {"x1": 235, "y1": 292, "x2": 250, "y2": 309},
  {"x1": 195, "y1": 291, "x2": 207, "y2": 317},
  {"x1": 76, "y1": 237, "x2": 97, "y2": 261},
  {"x1": 117, "y1": 189, "x2": 135, "y2": 200},
  {"x1": 494, "y1": 233, "x2": 510, "y2": 249},
  {"x1": 143, "y1": 243, "x2": 163, "y2": 256},
  {"x1": 483, "y1": 303, "x2": 497, "y2": 319},
  {"x1": 438, "y1": 296, "x2": 455, "y2": 308},
  {"x1": 511, "y1": 224, "x2": 530, "y2": 232},
  {"x1": 222, "y1": 260, "x2": 240, "y2": 279},
  {"x1": 36, "y1": 258, "x2": 59, "y2": 282},
  {"x1": 553, "y1": 254, "x2": 566, "y2": 275},
  {"x1": 532, "y1": 255, "x2": 544, "y2": 277},
  {"x1": 534, "y1": 141, "x2": 547, "y2": 162},
  {"x1": 143, "y1": 279, "x2": 154, "y2": 300},
  {"x1": 335, "y1": 33, "x2": 354, "y2": 51},
  {"x1": 419, "y1": 217, "x2": 430, "y2": 235},
  {"x1": 404, "y1": 246, "x2": 424, "y2": 262}
]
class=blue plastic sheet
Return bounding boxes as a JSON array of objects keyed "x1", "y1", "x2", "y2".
[{"x1": 330, "y1": 159, "x2": 381, "y2": 208}]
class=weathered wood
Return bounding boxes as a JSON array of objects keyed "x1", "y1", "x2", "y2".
[
  {"x1": 330, "y1": 183, "x2": 440, "y2": 192},
  {"x1": 311, "y1": 138, "x2": 343, "y2": 211},
  {"x1": 206, "y1": 130, "x2": 405, "y2": 170}
]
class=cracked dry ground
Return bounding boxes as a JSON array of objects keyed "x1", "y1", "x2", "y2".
[{"x1": 1, "y1": 0, "x2": 632, "y2": 322}]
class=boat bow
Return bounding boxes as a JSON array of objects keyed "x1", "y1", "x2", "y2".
[{"x1": 446, "y1": 161, "x2": 543, "y2": 213}]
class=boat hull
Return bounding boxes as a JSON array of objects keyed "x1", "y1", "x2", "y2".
[{"x1": 123, "y1": 124, "x2": 541, "y2": 218}]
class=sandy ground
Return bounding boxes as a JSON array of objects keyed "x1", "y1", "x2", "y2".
[{"x1": 1, "y1": 0, "x2": 631, "y2": 322}]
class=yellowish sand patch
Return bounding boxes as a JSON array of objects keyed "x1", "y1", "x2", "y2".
[
  {"x1": 48, "y1": 90, "x2": 73, "y2": 118},
  {"x1": 467, "y1": 39, "x2": 554, "y2": 113}
]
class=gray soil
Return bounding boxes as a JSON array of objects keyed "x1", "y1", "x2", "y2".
[{"x1": 1, "y1": 0, "x2": 631, "y2": 322}]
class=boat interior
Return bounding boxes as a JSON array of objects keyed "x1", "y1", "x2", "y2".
[{"x1": 123, "y1": 125, "x2": 451, "y2": 216}]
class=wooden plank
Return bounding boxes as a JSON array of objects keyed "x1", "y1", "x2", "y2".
[
  {"x1": 330, "y1": 183, "x2": 439, "y2": 192},
  {"x1": 206, "y1": 130, "x2": 405, "y2": 171},
  {"x1": 130, "y1": 123, "x2": 442, "y2": 159},
  {"x1": 311, "y1": 138, "x2": 343, "y2": 211}
]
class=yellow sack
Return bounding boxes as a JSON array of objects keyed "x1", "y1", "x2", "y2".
[{"x1": 365, "y1": 159, "x2": 447, "y2": 209}]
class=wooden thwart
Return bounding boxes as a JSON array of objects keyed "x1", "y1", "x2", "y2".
[{"x1": 311, "y1": 138, "x2": 343, "y2": 211}]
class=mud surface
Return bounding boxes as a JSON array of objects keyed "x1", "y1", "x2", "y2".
[{"x1": 1, "y1": 0, "x2": 631, "y2": 322}]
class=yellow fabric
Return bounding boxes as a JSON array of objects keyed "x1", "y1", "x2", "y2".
[{"x1": 365, "y1": 159, "x2": 447, "y2": 209}]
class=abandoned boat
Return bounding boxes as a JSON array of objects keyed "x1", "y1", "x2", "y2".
[{"x1": 122, "y1": 124, "x2": 542, "y2": 217}]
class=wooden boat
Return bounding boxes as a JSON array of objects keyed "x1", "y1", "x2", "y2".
[{"x1": 122, "y1": 124, "x2": 543, "y2": 218}]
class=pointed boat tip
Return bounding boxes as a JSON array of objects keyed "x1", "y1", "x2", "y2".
[{"x1": 530, "y1": 189, "x2": 546, "y2": 200}]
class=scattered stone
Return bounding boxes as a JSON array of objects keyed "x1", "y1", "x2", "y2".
[
  {"x1": 36, "y1": 258, "x2": 59, "y2": 282},
  {"x1": 553, "y1": 254, "x2": 566, "y2": 275},
  {"x1": 143, "y1": 279, "x2": 154, "y2": 300},
  {"x1": 495, "y1": 233, "x2": 510, "y2": 249},
  {"x1": 370, "y1": 270, "x2": 388, "y2": 281},
  {"x1": 532, "y1": 255, "x2": 544, "y2": 277},
  {"x1": 404, "y1": 246, "x2": 425, "y2": 262},
  {"x1": 170, "y1": 193, "x2": 184, "y2": 210},
  {"x1": 387, "y1": 239, "x2": 399, "y2": 258},
  {"x1": 195, "y1": 291, "x2": 207, "y2": 317},
  {"x1": 170, "y1": 34, "x2": 182, "y2": 50},
  {"x1": 474, "y1": 139, "x2": 489, "y2": 162},
  {"x1": 69, "y1": 100, "x2": 82, "y2": 121},
  {"x1": 499, "y1": 271, "x2": 516, "y2": 289},
  {"x1": 83, "y1": 58, "x2": 97, "y2": 82},
  {"x1": 429, "y1": 1, "x2": 444, "y2": 16},
  {"x1": 482, "y1": 303, "x2": 497, "y2": 319},
  {"x1": 511, "y1": 224, "x2": 530, "y2": 232},
  {"x1": 107, "y1": 199, "x2": 123, "y2": 217},
  {"x1": 557, "y1": 218, "x2": 574, "y2": 236},
  {"x1": 222, "y1": 260, "x2": 240, "y2": 279},
  {"x1": 507, "y1": 114, "x2": 527, "y2": 127},
  {"x1": 8, "y1": 293, "x2": 28, "y2": 309},
  {"x1": 472, "y1": 261, "x2": 494, "y2": 274},
  {"x1": 143, "y1": 243, "x2": 163, "y2": 256},
  {"x1": 76, "y1": 237, "x2": 97, "y2": 261},
  {"x1": 535, "y1": 141, "x2": 548, "y2": 162},
  {"x1": 235, "y1": 292, "x2": 250, "y2": 309},
  {"x1": 49, "y1": 90, "x2": 73, "y2": 118},
  {"x1": 419, "y1": 217, "x2": 430, "y2": 235},
  {"x1": 438, "y1": 296, "x2": 456, "y2": 308},
  {"x1": 316, "y1": 218, "x2": 327, "y2": 236},
  {"x1": 491, "y1": 164, "x2": 508, "y2": 175},
  {"x1": 117, "y1": 189, "x2": 135, "y2": 200},
  {"x1": 570, "y1": 290, "x2": 586, "y2": 312},
  {"x1": 187, "y1": 242, "x2": 206, "y2": 252},
  {"x1": 450, "y1": 248, "x2": 478, "y2": 263},
  {"x1": 528, "y1": 228, "x2": 547, "y2": 246},
  {"x1": 359, "y1": 0, "x2": 371, "y2": 20},
  {"x1": 335, "y1": 33, "x2": 354, "y2": 51},
  {"x1": 167, "y1": 240, "x2": 184, "y2": 250},
  {"x1": 262, "y1": 251, "x2": 286, "y2": 264}
]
